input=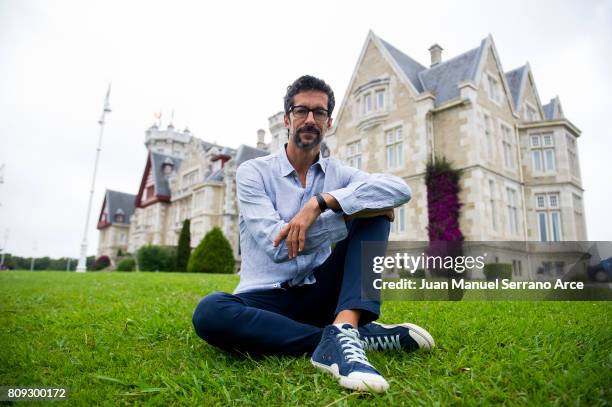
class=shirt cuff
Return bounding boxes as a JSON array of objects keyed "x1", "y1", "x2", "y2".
[
  {"x1": 327, "y1": 184, "x2": 364, "y2": 215},
  {"x1": 320, "y1": 210, "x2": 348, "y2": 243}
]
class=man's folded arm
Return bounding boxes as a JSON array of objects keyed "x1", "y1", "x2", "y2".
[
  {"x1": 326, "y1": 167, "x2": 412, "y2": 215},
  {"x1": 236, "y1": 163, "x2": 347, "y2": 263}
]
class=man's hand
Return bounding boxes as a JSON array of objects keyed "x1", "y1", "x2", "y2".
[
  {"x1": 344, "y1": 208, "x2": 395, "y2": 222},
  {"x1": 273, "y1": 197, "x2": 321, "y2": 259}
]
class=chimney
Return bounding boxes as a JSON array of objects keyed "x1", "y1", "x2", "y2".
[
  {"x1": 428, "y1": 44, "x2": 443, "y2": 67},
  {"x1": 256, "y1": 129, "x2": 266, "y2": 150}
]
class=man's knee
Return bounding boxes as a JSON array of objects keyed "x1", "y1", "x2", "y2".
[
  {"x1": 351, "y1": 215, "x2": 391, "y2": 239},
  {"x1": 192, "y1": 292, "x2": 236, "y2": 342}
]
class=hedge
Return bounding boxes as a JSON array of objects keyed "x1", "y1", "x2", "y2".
[
  {"x1": 399, "y1": 269, "x2": 426, "y2": 279},
  {"x1": 483, "y1": 263, "x2": 513, "y2": 281},
  {"x1": 136, "y1": 245, "x2": 177, "y2": 272},
  {"x1": 116, "y1": 258, "x2": 136, "y2": 272}
]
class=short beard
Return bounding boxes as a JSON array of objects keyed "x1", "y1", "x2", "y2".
[{"x1": 291, "y1": 125, "x2": 322, "y2": 150}]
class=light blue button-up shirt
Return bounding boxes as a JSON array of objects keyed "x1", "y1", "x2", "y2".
[{"x1": 233, "y1": 145, "x2": 411, "y2": 294}]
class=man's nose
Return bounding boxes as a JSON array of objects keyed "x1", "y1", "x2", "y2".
[{"x1": 305, "y1": 110, "x2": 316, "y2": 124}]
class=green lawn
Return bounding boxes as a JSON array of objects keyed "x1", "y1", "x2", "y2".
[{"x1": 1, "y1": 271, "x2": 610, "y2": 406}]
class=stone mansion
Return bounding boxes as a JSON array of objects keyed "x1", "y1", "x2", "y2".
[{"x1": 97, "y1": 31, "x2": 587, "y2": 267}]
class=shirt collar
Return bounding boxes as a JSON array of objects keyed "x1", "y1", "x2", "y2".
[{"x1": 279, "y1": 143, "x2": 327, "y2": 176}]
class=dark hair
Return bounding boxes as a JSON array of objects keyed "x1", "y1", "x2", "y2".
[{"x1": 284, "y1": 75, "x2": 335, "y2": 116}]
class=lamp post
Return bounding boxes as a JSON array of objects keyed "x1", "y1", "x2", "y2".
[{"x1": 76, "y1": 84, "x2": 111, "y2": 272}]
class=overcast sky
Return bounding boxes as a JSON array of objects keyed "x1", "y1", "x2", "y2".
[{"x1": 0, "y1": 0, "x2": 610, "y2": 258}]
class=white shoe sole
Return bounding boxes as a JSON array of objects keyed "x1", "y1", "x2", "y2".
[
  {"x1": 371, "y1": 322, "x2": 436, "y2": 350},
  {"x1": 310, "y1": 359, "x2": 389, "y2": 393}
]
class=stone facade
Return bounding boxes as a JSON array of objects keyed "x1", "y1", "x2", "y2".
[
  {"x1": 98, "y1": 123, "x2": 268, "y2": 264},
  {"x1": 327, "y1": 31, "x2": 586, "y2": 246},
  {"x1": 96, "y1": 190, "x2": 136, "y2": 265},
  {"x1": 97, "y1": 32, "x2": 587, "y2": 276}
]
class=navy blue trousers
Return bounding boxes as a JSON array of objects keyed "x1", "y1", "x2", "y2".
[{"x1": 192, "y1": 216, "x2": 390, "y2": 356}]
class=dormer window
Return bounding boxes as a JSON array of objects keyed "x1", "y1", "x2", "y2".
[
  {"x1": 162, "y1": 157, "x2": 175, "y2": 175},
  {"x1": 114, "y1": 208, "x2": 125, "y2": 223}
]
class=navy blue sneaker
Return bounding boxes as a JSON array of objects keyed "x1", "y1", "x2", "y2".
[
  {"x1": 359, "y1": 322, "x2": 435, "y2": 352},
  {"x1": 311, "y1": 323, "x2": 389, "y2": 392}
]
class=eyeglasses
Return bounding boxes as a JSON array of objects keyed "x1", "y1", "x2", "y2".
[{"x1": 290, "y1": 105, "x2": 329, "y2": 122}]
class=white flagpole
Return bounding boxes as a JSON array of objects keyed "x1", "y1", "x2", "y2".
[
  {"x1": 76, "y1": 84, "x2": 112, "y2": 272},
  {"x1": 0, "y1": 163, "x2": 5, "y2": 207},
  {"x1": 0, "y1": 229, "x2": 8, "y2": 268}
]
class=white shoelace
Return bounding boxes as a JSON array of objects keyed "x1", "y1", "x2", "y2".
[
  {"x1": 336, "y1": 325, "x2": 373, "y2": 367},
  {"x1": 362, "y1": 334, "x2": 401, "y2": 351}
]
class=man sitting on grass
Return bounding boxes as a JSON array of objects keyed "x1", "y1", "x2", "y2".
[{"x1": 192, "y1": 75, "x2": 435, "y2": 392}]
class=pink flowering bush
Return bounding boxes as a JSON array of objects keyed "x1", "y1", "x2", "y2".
[
  {"x1": 425, "y1": 157, "x2": 464, "y2": 242},
  {"x1": 426, "y1": 156, "x2": 465, "y2": 298}
]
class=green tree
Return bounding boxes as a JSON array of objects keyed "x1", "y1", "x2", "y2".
[
  {"x1": 176, "y1": 219, "x2": 192, "y2": 272},
  {"x1": 116, "y1": 258, "x2": 136, "y2": 271},
  {"x1": 187, "y1": 227, "x2": 235, "y2": 274},
  {"x1": 137, "y1": 245, "x2": 177, "y2": 271},
  {"x1": 1, "y1": 254, "x2": 77, "y2": 270}
]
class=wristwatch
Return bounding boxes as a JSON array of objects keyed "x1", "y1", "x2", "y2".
[{"x1": 315, "y1": 193, "x2": 328, "y2": 212}]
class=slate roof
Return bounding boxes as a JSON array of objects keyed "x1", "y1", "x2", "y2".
[
  {"x1": 418, "y1": 45, "x2": 484, "y2": 105},
  {"x1": 220, "y1": 146, "x2": 235, "y2": 156},
  {"x1": 150, "y1": 152, "x2": 182, "y2": 196},
  {"x1": 379, "y1": 38, "x2": 426, "y2": 92},
  {"x1": 543, "y1": 97, "x2": 563, "y2": 120},
  {"x1": 198, "y1": 139, "x2": 236, "y2": 156},
  {"x1": 380, "y1": 36, "x2": 487, "y2": 106},
  {"x1": 234, "y1": 144, "x2": 269, "y2": 166},
  {"x1": 380, "y1": 34, "x2": 561, "y2": 116},
  {"x1": 104, "y1": 190, "x2": 136, "y2": 225},
  {"x1": 199, "y1": 139, "x2": 215, "y2": 151},
  {"x1": 141, "y1": 143, "x2": 263, "y2": 197},
  {"x1": 543, "y1": 102, "x2": 554, "y2": 120},
  {"x1": 206, "y1": 168, "x2": 225, "y2": 182},
  {"x1": 505, "y1": 65, "x2": 527, "y2": 111}
]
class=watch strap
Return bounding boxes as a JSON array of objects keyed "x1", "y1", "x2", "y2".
[{"x1": 315, "y1": 193, "x2": 328, "y2": 212}]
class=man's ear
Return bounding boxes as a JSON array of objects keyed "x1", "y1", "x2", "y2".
[
  {"x1": 327, "y1": 117, "x2": 333, "y2": 129},
  {"x1": 284, "y1": 113, "x2": 290, "y2": 129}
]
